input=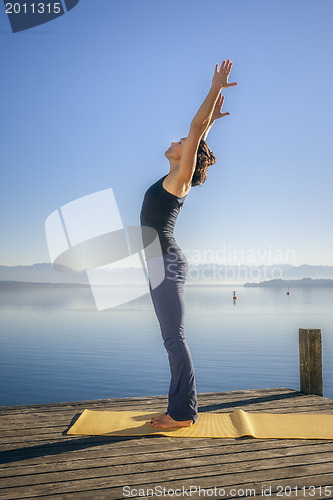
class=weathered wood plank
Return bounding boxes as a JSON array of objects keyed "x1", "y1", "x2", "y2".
[
  {"x1": 1, "y1": 391, "x2": 331, "y2": 417},
  {"x1": 1, "y1": 463, "x2": 332, "y2": 499},
  {"x1": 0, "y1": 438, "x2": 328, "y2": 470},
  {"x1": 1, "y1": 389, "x2": 333, "y2": 500},
  {"x1": 1, "y1": 391, "x2": 332, "y2": 427},
  {"x1": 1, "y1": 443, "x2": 333, "y2": 482},
  {"x1": 0, "y1": 388, "x2": 300, "y2": 414}
]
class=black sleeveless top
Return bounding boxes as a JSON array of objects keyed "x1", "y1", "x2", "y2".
[{"x1": 140, "y1": 174, "x2": 187, "y2": 255}]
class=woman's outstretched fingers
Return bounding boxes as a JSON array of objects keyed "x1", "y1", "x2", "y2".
[
  {"x1": 213, "y1": 59, "x2": 237, "y2": 89},
  {"x1": 227, "y1": 60, "x2": 237, "y2": 87}
]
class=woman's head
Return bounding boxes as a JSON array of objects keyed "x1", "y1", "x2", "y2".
[
  {"x1": 165, "y1": 138, "x2": 186, "y2": 161},
  {"x1": 191, "y1": 139, "x2": 216, "y2": 186},
  {"x1": 165, "y1": 137, "x2": 216, "y2": 186}
]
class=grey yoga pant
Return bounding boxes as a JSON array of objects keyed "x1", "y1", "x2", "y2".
[{"x1": 146, "y1": 250, "x2": 198, "y2": 423}]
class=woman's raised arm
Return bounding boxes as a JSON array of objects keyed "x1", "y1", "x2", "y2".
[
  {"x1": 177, "y1": 60, "x2": 237, "y2": 185},
  {"x1": 202, "y1": 93, "x2": 231, "y2": 141}
]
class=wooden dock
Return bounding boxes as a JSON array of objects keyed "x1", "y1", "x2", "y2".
[{"x1": 1, "y1": 388, "x2": 333, "y2": 499}]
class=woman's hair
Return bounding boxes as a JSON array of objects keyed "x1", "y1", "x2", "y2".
[{"x1": 191, "y1": 139, "x2": 216, "y2": 186}]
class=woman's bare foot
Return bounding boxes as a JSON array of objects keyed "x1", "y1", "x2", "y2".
[
  {"x1": 149, "y1": 413, "x2": 193, "y2": 429},
  {"x1": 150, "y1": 413, "x2": 166, "y2": 423}
]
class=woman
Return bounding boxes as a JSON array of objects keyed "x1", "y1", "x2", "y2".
[{"x1": 140, "y1": 59, "x2": 237, "y2": 429}]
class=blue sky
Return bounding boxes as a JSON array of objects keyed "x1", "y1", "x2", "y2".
[{"x1": 1, "y1": 0, "x2": 333, "y2": 267}]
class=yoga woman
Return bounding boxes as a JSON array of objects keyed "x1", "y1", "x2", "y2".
[{"x1": 140, "y1": 59, "x2": 237, "y2": 429}]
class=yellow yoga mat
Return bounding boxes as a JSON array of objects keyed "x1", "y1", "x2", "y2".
[{"x1": 67, "y1": 409, "x2": 333, "y2": 440}]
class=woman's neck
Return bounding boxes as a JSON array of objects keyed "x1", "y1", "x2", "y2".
[{"x1": 168, "y1": 159, "x2": 180, "y2": 173}]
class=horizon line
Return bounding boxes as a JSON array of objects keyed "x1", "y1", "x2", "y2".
[{"x1": 1, "y1": 262, "x2": 333, "y2": 269}]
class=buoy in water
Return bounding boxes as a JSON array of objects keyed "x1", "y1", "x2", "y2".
[
  {"x1": 287, "y1": 287, "x2": 290, "y2": 296},
  {"x1": 233, "y1": 291, "x2": 237, "y2": 300}
]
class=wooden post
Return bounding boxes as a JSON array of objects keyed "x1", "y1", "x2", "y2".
[{"x1": 299, "y1": 328, "x2": 323, "y2": 396}]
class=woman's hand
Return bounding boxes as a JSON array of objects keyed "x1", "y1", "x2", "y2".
[
  {"x1": 202, "y1": 94, "x2": 230, "y2": 140},
  {"x1": 212, "y1": 59, "x2": 238, "y2": 90},
  {"x1": 211, "y1": 94, "x2": 230, "y2": 121}
]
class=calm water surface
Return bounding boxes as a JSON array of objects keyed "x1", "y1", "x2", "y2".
[{"x1": 1, "y1": 286, "x2": 332, "y2": 406}]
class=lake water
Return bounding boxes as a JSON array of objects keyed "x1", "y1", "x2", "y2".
[{"x1": 1, "y1": 286, "x2": 333, "y2": 407}]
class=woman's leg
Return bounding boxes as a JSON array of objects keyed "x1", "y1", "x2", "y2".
[{"x1": 147, "y1": 251, "x2": 198, "y2": 423}]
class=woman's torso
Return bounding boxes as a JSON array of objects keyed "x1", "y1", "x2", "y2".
[{"x1": 140, "y1": 173, "x2": 189, "y2": 255}]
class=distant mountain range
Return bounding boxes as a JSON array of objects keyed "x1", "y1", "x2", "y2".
[
  {"x1": 244, "y1": 278, "x2": 333, "y2": 287},
  {"x1": 0, "y1": 263, "x2": 332, "y2": 285},
  {"x1": 0, "y1": 263, "x2": 90, "y2": 284}
]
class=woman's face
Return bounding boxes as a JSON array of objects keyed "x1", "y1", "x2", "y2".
[{"x1": 165, "y1": 137, "x2": 186, "y2": 160}]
